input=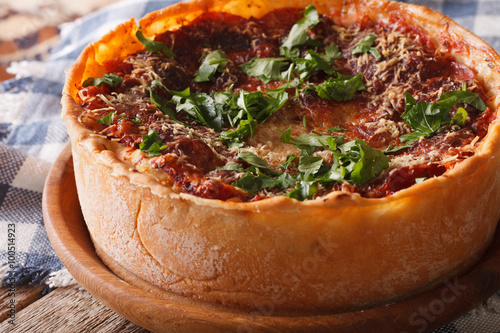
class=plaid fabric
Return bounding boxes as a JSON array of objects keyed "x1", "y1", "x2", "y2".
[{"x1": 0, "y1": 0, "x2": 499, "y2": 331}]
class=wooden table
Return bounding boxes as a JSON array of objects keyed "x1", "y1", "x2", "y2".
[
  {"x1": 0, "y1": 285, "x2": 148, "y2": 332},
  {"x1": 0, "y1": 0, "x2": 149, "y2": 331}
]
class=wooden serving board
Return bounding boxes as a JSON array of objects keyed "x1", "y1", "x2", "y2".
[{"x1": 42, "y1": 143, "x2": 500, "y2": 333}]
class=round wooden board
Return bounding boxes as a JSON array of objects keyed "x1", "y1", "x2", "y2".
[{"x1": 43, "y1": 143, "x2": 500, "y2": 333}]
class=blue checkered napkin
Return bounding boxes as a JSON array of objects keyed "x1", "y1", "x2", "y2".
[
  {"x1": 0, "y1": 0, "x2": 499, "y2": 331},
  {"x1": 0, "y1": 145, "x2": 64, "y2": 287}
]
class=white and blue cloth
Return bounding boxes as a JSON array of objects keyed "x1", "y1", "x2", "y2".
[{"x1": 1, "y1": 0, "x2": 499, "y2": 331}]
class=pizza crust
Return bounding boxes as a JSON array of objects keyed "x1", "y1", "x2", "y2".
[{"x1": 62, "y1": 0, "x2": 500, "y2": 314}]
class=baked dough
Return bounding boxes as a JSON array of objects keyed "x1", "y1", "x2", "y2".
[{"x1": 62, "y1": 0, "x2": 500, "y2": 314}]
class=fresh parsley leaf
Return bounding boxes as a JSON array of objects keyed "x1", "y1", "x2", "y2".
[
  {"x1": 400, "y1": 92, "x2": 444, "y2": 143},
  {"x1": 118, "y1": 115, "x2": 142, "y2": 125},
  {"x1": 233, "y1": 170, "x2": 294, "y2": 194},
  {"x1": 278, "y1": 154, "x2": 298, "y2": 170},
  {"x1": 278, "y1": 126, "x2": 343, "y2": 150},
  {"x1": 275, "y1": 172, "x2": 298, "y2": 189},
  {"x1": 400, "y1": 88, "x2": 485, "y2": 144},
  {"x1": 149, "y1": 80, "x2": 177, "y2": 120},
  {"x1": 298, "y1": 155, "x2": 324, "y2": 174},
  {"x1": 328, "y1": 126, "x2": 348, "y2": 132},
  {"x1": 436, "y1": 90, "x2": 487, "y2": 111},
  {"x1": 238, "y1": 151, "x2": 270, "y2": 168},
  {"x1": 351, "y1": 33, "x2": 381, "y2": 60},
  {"x1": 220, "y1": 90, "x2": 288, "y2": 147},
  {"x1": 280, "y1": 129, "x2": 389, "y2": 192},
  {"x1": 232, "y1": 152, "x2": 292, "y2": 193},
  {"x1": 231, "y1": 128, "x2": 390, "y2": 200},
  {"x1": 194, "y1": 50, "x2": 228, "y2": 82},
  {"x1": 295, "y1": 50, "x2": 333, "y2": 79},
  {"x1": 96, "y1": 111, "x2": 117, "y2": 125},
  {"x1": 321, "y1": 163, "x2": 347, "y2": 183},
  {"x1": 220, "y1": 119, "x2": 257, "y2": 148},
  {"x1": 314, "y1": 73, "x2": 366, "y2": 101},
  {"x1": 451, "y1": 107, "x2": 468, "y2": 126},
  {"x1": 136, "y1": 27, "x2": 175, "y2": 58},
  {"x1": 287, "y1": 179, "x2": 317, "y2": 201},
  {"x1": 240, "y1": 57, "x2": 289, "y2": 83},
  {"x1": 294, "y1": 44, "x2": 342, "y2": 80},
  {"x1": 339, "y1": 139, "x2": 390, "y2": 185},
  {"x1": 169, "y1": 87, "x2": 223, "y2": 131},
  {"x1": 237, "y1": 151, "x2": 281, "y2": 176},
  {"x1": 323, "y1": 43, "x2": 342, "y2": 62},
  {"x1": 383, "y1": 143, "x2": 412, "y2": 153},
  {"x1": 279, "y1": 5, "x2": 320, "y2": 59},
  {"x1": 232, "y1": 173, "x2": 264, "y2": 194},
  {"x1": 216, "y1": 163, "x2": 245, "y2": 172},
  {"x1": 82, "y1": 73, "x2": 123, "y2": 88},
  {"x1": 139, "y1": 129, "x2": 168, "y2": 157},
  {"x1": 131, "y1": 115, "x2": 141, "y2": 125},
  {"x1": 281, "y1": 63, "x2": 296, "y2": 82}
]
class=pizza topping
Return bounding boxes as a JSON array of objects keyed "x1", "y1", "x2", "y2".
[
  {"x1": 76, "y1": 6, "x2": 492, "y2": 201},
  {"x1": 97, "y1": 111, "x2": 117, "y2": 125},
  {"x1": 227, "y1": 128, "x2": 390, "y2": 200},
  {"x1": 82, "y1": 73, "x2": 123, "y2": 88},
  {"x1": 140, "y1": 129, "x2": 168, "y2": 157},
  {"x1": 351, "y1": 33, "x2": 382, "y2": 60},
  {"x1": 135, "y1": 27, "x2": 176, "y2": 58},
  {"x1": 194, "y1": 50, "x2": 228, "y2": 82},
  {"x1": 240, "y1": 57, "x2": 289, "y2": 83},
  {"x1": 218, "y1": 89, "x2": 289, "y2": 147},
  {"x1": 400, "y1": 85, "x2": 487, "y2": 145},
  {"x1": 313, "y1": 73, "x2": 366, "y2": 101},
  {"x1": 279, "y1": 5, "x2": 320, "y2": 59}
]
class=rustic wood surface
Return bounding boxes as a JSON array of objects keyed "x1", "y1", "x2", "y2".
[
  {"x1": 0, "y1": 284, "x2": 46, "y2": 323},
  {"x1": 0, "y1": 285, "x2": 150, "y2": 332},
  {"x1": 38, "y1": 143, "x2": 500, "y2": 333}
]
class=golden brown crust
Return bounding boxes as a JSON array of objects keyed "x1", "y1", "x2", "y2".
[{"x1": 62, "y1": 0, "x2": 500, "y2": 314}]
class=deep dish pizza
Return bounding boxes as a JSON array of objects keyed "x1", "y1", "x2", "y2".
[{"x1": 62, "y1": 0, "x2": 500, "y2": 314}]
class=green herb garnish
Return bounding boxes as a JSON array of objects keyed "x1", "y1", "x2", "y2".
[
  {"x1": 232, "y1": 127, "x2": 390, "y2": 200},
  {"x1": 219, "y1": 90, "x2": 288, "y2": 147},
  {"x1": 339, "y1": 139, "x2": 390, "y2": 185},
  {"x1": 136, "y1": 27, "x2": 175, "y2": 58},
  {"x1": 400, "y1": 87, "x2": 486, "y2": 144},
  {"x1": 139, "y1": 129, "x2": 168, "y2": 157},
  {"x1": 451, "y1": 107, "x2": 468, "y2": 126},
  {"x1": 294, "y1": 45, "x2": 341, "y2": 79},
  {"x1": 279, "y1": 5, "x2": 320, "y2": 59},
  {"x1": 351, "y1": 33, "x2": 381, "y2": 60},
  {"x1": 82, "y1": 73, "x2": 123, "y2": 88},
  {"x1": 232, "y1": 152, "x2": 294, "y2": 193},
  {"x1": 149, "y1": 80, "x2": 177, "y2": 120},
  {"x1": 314, "y1": 73, "x2": 366, "y2": 101},
  {"x1": 130, "y1": 115, "x2": 142, "y2": 125},
  {"x1": 169, "y1": 87, "x2": 223, "y2": 131},
  {"x1": 194, "y1": 49, "x2": 228, "y2": 82},
  {"x1": 240, "y1": 57, "x2": 289, "y2": 84},
  {"x1": 96, "y1": 111, "x2": 117, "y2": 125},
  {"x1": 328, "y1": 126, "x2": 348, "y2": 132}
]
